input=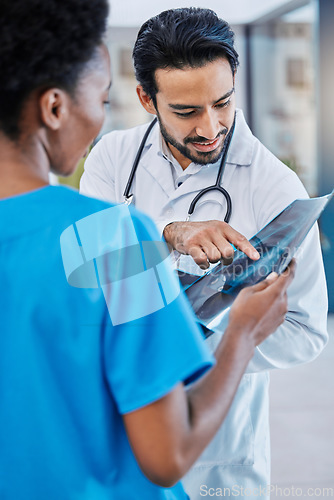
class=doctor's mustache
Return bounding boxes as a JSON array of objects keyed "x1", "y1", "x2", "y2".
[{"x1": 185, "y1": 127, "x2": 229, "y2": 144}]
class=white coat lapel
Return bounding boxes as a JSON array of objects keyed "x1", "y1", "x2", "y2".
[{"x1": 139, "y1": 125, "x2": 176, "y2": 198}]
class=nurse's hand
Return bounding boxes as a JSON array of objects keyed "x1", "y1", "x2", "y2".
[
  {"x1": 226, "y1": 259, "x2": 296, "y2": 348},
  {"x1": 163, "y1": 220, "x2": 260, "y2": 269}
]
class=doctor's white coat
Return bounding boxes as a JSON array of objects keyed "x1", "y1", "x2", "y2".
[{"x1": 80, "y1": 109, "x2": 328, "y2": 499}]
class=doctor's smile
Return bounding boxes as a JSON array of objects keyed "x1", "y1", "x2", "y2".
[{"x1": 186, "y1": 130, "x2": 227, "y2": 154}]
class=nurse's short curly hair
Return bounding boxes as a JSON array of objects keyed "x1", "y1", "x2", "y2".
[
  {"x1": 133, "y1": 7, "x2": 239, "y2": 104},
  {"x1": 0, "y1": 0, "x2": 109, "y2": 140}
]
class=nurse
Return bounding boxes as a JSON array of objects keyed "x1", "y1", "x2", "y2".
[{"x1": 81, "y1": 7, "x2": 328, "y2": 500}]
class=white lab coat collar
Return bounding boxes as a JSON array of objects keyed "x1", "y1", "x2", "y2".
[
  {"x1": 137, "y1": 122, "x2": 177, "y2": 198},
  {"x1": 226, "y1": 109, "x2": 254, "y2": 166}
]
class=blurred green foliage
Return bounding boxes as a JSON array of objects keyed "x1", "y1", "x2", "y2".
[
  {"x1": 57, "y1": 145, "x2": 93, "y2": 190},
  {"x1": 279, "y1": 156, "x2": 301, "y2": 176},
  {"x1": 58, "y1": 156, "x2": 86, "y2": 190}
]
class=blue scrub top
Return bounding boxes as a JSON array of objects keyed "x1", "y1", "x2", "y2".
[{"x1": 0, "y1": 186, "x2": 214, "y2": 500}]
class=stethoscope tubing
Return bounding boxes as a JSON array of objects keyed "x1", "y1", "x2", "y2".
[
  {"x1": 123, "y1": 115, "x2": 235, "y2": 223},
  {"x1": 123, "y1": 117, "x2": 158, "y2": 204},
  {"x1": 187, "y1": 119, "x2": 235, "y2": 222}
]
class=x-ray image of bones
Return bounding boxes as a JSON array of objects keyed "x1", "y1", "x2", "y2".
[{"x1": 183, "y1": 190, "x2": 334, "y2": 338}]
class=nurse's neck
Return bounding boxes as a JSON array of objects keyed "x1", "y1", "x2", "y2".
[{"x1": 0, "y1": 132, "x2": 49, "y2": 199}]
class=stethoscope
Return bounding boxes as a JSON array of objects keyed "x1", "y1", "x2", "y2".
[{"x1": 123, "y1": 115, "x2": 235, "y2": 223}]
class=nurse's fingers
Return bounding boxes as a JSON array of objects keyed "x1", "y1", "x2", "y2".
[
  {"x1": 265, "y1": 258, "x2": 296, "y2": 293},
  {"x1": 250, "y1": 259, "x2": 297, "y2": 294},
  {"x1": 228, "y1": 260, "x2": 296, "y2": 347}
]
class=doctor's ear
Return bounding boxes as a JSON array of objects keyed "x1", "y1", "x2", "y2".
[{"x1": 136, "y1": 85, "x2": 156, "y2": 115}]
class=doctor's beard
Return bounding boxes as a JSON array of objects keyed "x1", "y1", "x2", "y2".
[{"x1": 156, "y1": 111, "x2": 229, "y2": 166}]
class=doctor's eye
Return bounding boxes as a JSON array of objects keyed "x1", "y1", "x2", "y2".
[
  {"x1": 215, "y1": 99, "x2": 231, "y2": 109},
  {"x1": 174, "y1": 110, "x2": 196, "y2": 118}
]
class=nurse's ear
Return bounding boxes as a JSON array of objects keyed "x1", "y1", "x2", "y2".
[
  {"x1": 136, "y1": 85, "x2": 156, "y2": 116},
  {"x1": 39, "y1": 88, "x2": 70, "y2": 130}
]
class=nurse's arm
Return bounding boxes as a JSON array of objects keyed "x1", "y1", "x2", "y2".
[
  {"x1": 163, "y1": 220, "x2": 260, "y2": 269},
  {"x1": 123, "y1": 263, "x2": 295, "y2": 487}
]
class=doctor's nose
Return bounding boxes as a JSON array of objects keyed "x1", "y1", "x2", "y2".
[{"x1": 195, "y1": 111, "x2": 221, "y2": 140}]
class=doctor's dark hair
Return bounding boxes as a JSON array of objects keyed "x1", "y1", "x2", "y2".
[
  {"x1": 133, "y1": 7, "x2": 239, "y2": 103},
  {"x1": 0, "y1": 0, "x2": 109, "y2": 140}
]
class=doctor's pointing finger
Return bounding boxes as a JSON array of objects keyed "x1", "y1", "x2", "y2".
[{"x1": 163, "y1": 219, "x2": 260, "y2": 269}]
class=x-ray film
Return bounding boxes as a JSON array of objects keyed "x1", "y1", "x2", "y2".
[{"x1": 181, "y1": 190, "x2": 334, "y2": 338}]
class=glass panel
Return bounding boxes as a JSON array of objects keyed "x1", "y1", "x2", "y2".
[{"x1": 250, "y1": 1, "x2": 318, "y2": 195}]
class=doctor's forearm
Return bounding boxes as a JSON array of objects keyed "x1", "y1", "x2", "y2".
[
  {"x1": 246, "y1": 232, "x2": 328, "y2": 373},
  {"x1": 246, "y1": 314, "x2": 328, "y2": 373}
]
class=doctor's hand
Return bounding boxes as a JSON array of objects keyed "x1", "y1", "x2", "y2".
[
  {"x1": 163, "y1": 220, "x2": 260, "y2": 269},
  {"x1": 226, "y1": 260, "x2": 296, "y2": 351}
]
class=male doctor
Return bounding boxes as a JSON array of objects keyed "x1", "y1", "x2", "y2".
[{"x1": 80, "y1": 8, "x2": 328, "y2": 499}]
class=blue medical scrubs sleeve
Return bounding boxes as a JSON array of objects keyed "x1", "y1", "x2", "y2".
[{"x1": 102, "y1": 208, "x2": 215, "y2": 415}]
